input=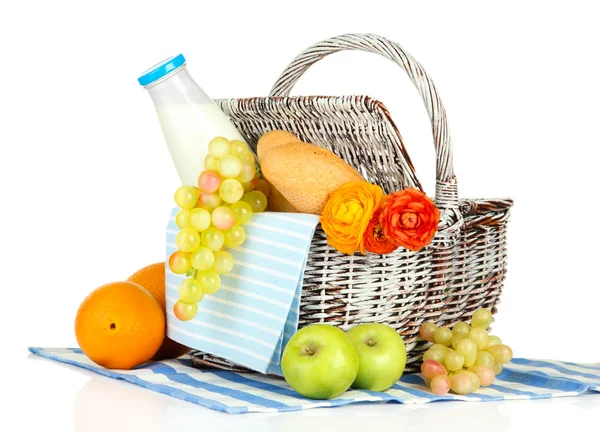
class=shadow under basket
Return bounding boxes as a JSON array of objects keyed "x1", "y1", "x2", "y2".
[{"x1": 188, "y1": 33, "x2": 513, "y2": 373}]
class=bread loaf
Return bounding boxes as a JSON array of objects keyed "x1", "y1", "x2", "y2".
[
  {"x1": 257, "y1": 130, "x2": 301, "y2": 162},
  {"x1": 260, "y1": 142, "x2": 364, "y2": 214},
  {"x1": 266, "y1": 181, "x2": 299, "y2": 213}
]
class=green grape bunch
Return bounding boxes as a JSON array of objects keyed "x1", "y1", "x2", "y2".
[
  {"x1": 169, "y1": 137, "x2": 269, "y2": 321},
  {"x1": 419, "y1": 308, "x2": 513, "y2": 395}
]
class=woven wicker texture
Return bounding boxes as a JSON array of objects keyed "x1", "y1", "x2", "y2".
[{"x1": 191, "y1": 34, "x2": 512, "y2": 372}]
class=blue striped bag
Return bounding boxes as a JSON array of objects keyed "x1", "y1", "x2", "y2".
[{"x1": 166, "y1": 208, "x2": 320, "y2": 375}]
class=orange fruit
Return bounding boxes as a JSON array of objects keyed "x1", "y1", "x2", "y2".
[
  {"x1": 75, "y1": 281, "x2": 165, "y2": 369},
  {"x1": 127, "y1": 262, "x2": 168, "y2": 309},
  {"x1": 127, "y1": 262, "x2": 190, "y2": 360}
]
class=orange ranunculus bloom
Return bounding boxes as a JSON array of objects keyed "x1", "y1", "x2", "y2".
[
  {"x1": 379, "y1": 187, "x2": 440, "y2": 252},
  {"x1": 363, "y1": 206, "x2": 399, "y2": 254},
  {"x1": 321, "y1": 182, "x2": 384, "y2": 255}
]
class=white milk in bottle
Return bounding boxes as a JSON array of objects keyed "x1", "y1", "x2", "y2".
[{"x1": 138, "y1": 54, "x2": 246, "y2": 186}]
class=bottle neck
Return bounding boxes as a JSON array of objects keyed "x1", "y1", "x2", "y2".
[{"x1": 146, "y1": 65, "x2": 211, "y2": 106}]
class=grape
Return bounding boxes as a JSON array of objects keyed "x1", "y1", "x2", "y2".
[
  {"x1": 419, "y1": 322, "x2": 438, "y2": 343},
  {"x1": 450, "y1": 373, "x2": 476, "y2": 395},
  {"x1": 229, "y1": 201, "x2": 253, "y2": 225},
  {"x1": 454, "y1": 370, "x2": 481, "y2": 391},
  {"x1": 455, "y1": 338, "x2": 478, "y2": 367},
  {"x1": 486, "y1": 344, "x2": 513, "y2": 364},
  {"x1": 173, "y1": 299, "x2": 198, "y2": 321},
  {"x1": 472, "y1": 307, "x2": 493, "y2": 329},
  {"x1": 224, "y1": 225, "x2": 246, "y2": 248},
  {"x1": 218, "y1": 154, "x2": 243, "y2": 179},
  {"x1": 240, "y1": 150, "x2": 255, "y2": 164},
  {"x1": 212, "y1": 206, "x2": 236, "y2": 230},
  {"x1": 198, "y1": 170, "x2": 221, "y2": 193},
  {"x1": 468, "y1": 365, "x2": 495, "y2": 386},
  {"x1": 421, "y1": 359, "x2": 447, "y2": 380},
  {"x1": 243, "y1": 190, "x2": 268, "y2": 213},
  {"x1": 444, "y1": 350, "x2": 465, "y2": 372},
  {"x1": 452, "y1": 334, "x2": 466, "y2": 350},
  {"x1": 255, "y1": 179, "x2": 271, "y2": 198},
  {"x1": 423, "y1": 349, "x2": 445, "y2": 365},
  {"x1": 168, "y1": 251, "x2": 192, "y2": 274},
  {"x1": 492, "y1": 362, "x2": 504, "y2": 376},
  {"x1": 204, "y1": 154, "x2": 220, "y2": 171},
  {"x1": 174, "y1": 186, "x2": 200, "y2": 209},
  {"x1": 468, "y1": 327, "x2": 489, "y2": 350},
  {"x1": 198, "y1": 192, "x2": 222, "y2": 212},
  {"x1": 452, "y1": 321, "x2": 471, "y2": 337},
  {"x1": 487, "y1": 335, "x2": 502, "y2": 348},
  {"x1": 201, "y1": 227, "x2": 225, "y2": 251},
  {"x1": 190, "y1": 246, "x2": 215, "y2": 271},
  {"x1": 430, "y1": 343, "x2": 450, "y2": 352},
  {"x1": 175, "y1": 209, "x2": 190, "y2": 229},
  {"x1": 178, "y1": 278, "x2": 204, "y2": 303},
  {"x1": 213, "y1": 250, "x2": 235, "y2": 274},
  {"x1": 175, "y1": 228, "x2": 201, "y2": 252},
  {"x1": 219, "y1": 178, "x2": 244, "y2": 204},
  {"x1": 208, "y1": 136, "x2": 231, "y2": 158},
  {"x1": 476, "y1": 351, "x2": 495, "y2": 367},
  {"x1": 196, "y1": 270, "x2": 221, "y2": 294},
  {"x1": 236, "y1": 161, "x2": 257, "y2": 183},
  {"x1": 230, "y1": 139, "x2": 249, "y2": 157},
  {"x1": 434, "y1": 327, "x2": 453, "y2": 347},
  {"x1": 242, "y1": 174, "x2": 259, "y2": 192},
  {"x1": 187, "y1": 208, "x2": 211, "y2": 232},
  {"x1": 430, "y1": 375, "x2": 451, "y2": 396}
]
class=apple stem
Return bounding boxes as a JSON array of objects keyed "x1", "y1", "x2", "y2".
[
  {"x1": 303, "y1": 347, "x2": 313, "y2": 355},
  {"x1": 367, "y1": 339, "x2": 375, "y2": 347}
]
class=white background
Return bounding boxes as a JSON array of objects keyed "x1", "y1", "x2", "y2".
[{"x1": 2, "y1": 0, "x2": 599, "y2": 430}]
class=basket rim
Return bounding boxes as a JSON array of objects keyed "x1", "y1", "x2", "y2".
[{"x1": 216, "y1": 94, "x2": 423, "y2": 191}]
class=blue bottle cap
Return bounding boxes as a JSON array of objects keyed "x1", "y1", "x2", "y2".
[{"x1": 138, "y1": 54, "x2": 186, "y2": 86}]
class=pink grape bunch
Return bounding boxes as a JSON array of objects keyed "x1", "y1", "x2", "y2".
[
  {"x1": 168, "y1": 137, "x2": 270, "y2": 321},
  {"x1": 419, "y1": 308, "x2": 513, "y2": 395}
]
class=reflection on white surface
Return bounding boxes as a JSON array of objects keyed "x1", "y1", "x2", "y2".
[
  {"x1": 24, "y1": 354, "x2": 599, "y2": 432},
  {"x1": 69, "y1": 371, "x2": 514, "y2": 432}
]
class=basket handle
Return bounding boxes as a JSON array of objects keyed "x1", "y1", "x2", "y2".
[{"x1": 269, "y1": 33, "x2": 458, "y2": 209}]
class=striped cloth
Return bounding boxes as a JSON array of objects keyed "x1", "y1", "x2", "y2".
[
  {"x1": 29, "y1": 348, "x2": 600, "y2": 415},
  {"x1": 166, "y1": 209, "x2": 320, "y2": 375}
]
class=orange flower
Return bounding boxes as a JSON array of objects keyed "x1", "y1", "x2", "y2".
[
  {"x1": 363, "y1": 206, "x2": 399, "y2": 254},
  {"x1": 321, "y1": 182, "x2": 384, "y2": 255},
  {"x1": 379, "y1": 187, "x2": 440, "y2": 252}
]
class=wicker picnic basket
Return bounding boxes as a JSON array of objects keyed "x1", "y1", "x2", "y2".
[{"x1": 191, "y1": 33, "x2": 513, "y2": 372}]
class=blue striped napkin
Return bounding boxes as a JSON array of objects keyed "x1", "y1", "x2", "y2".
[
  {"x1": 29, "y1": 348, "x2": 600, "y2": 414},
  {"x1": 166, "y1": 208, "x2": 320, "y2": 375}
]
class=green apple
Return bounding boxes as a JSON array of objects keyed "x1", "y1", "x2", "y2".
[
  {"x1": 281, "y1": 324, "x2": 359, "y2": 399},
  {"x1": 346, "y1": 323, "x2": 406, "y2": 391}
]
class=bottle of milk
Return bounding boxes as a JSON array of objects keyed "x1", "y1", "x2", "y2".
[{"x1": 138, "y1": 54, "x2": 246, "y2": 186}]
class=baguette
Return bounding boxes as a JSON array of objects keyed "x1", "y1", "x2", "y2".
[
  {"x1": 257, "y1": 130, "x2": 301, "y2": 162},
  {"x1": 261, "y1": 142, "x2": 364, "y2": 214}
]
